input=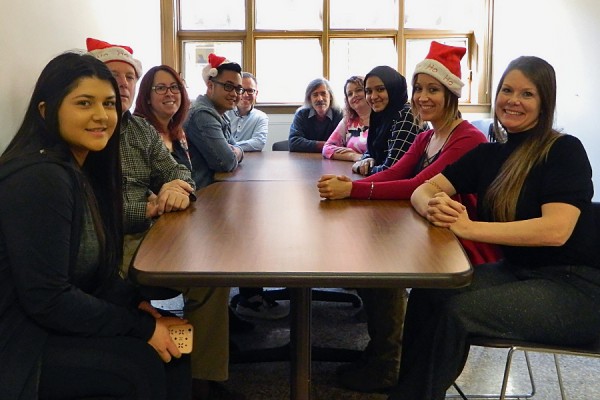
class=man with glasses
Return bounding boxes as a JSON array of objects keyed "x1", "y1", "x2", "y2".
[
  {"x1": 226, "y1": 72, "x2": 268, "y2": 152},
  {"x1": 289, "y1": 77, "x2": 343, "y2": 153},
  {"x1": 223, "y1": 73, "x2": 290, "y2": 320},
  {"x1": 184, "y1": 54, "x2": 245, "y2": 189}
]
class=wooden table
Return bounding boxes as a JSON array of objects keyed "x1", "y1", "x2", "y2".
[
  {"x1": 132, "y1": 180, "x2": 472, "y2": 400},
  {"x1": 215, "y1": 151, "x2": 364, "y2": 181}
]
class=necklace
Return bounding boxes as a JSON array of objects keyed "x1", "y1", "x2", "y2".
[{"x1": 421, "y1": 122, "x2": 460, "y2": 167}]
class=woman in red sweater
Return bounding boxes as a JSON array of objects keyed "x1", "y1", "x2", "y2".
[{"x1": 317, "y1": 41, "x2": 501, "y2": 393}]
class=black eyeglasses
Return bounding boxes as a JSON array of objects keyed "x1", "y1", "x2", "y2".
[
  {"x1": 211, "y1": 80, "x2": 244, "y2": 95},
  {"x1": 152, "y1": 84, "x2": 181, "y2": 95},
  {"x1": 241, "y1": 88, "x2": 257, "y2": 95}
]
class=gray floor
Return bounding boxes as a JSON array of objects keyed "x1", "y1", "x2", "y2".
[{"x1": 153, "y1": 289, "x2": 600, "y2": 400}]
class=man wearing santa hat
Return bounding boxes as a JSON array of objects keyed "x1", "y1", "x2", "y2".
[
  {"x1": 86, "y1": 37, "x2": 195, "y2": 235},
  {"x1": 88, "y1": 39, "x2": 243, "y2": 400},
  {"x1": 183, "y1": 53, "x2": 245, "y2": 189}
]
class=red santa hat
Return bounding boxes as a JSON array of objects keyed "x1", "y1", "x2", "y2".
[
  {"x1": 201, "y1": 53, "x2": 241, "y2": 84},
  {"x1": 413, "y1": 41, "x2": 466, "y2": 97},
  {"x1": 86, "y1": 37, "x2": 143, "y2": 78}
]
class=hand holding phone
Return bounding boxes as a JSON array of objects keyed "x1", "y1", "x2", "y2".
[{"x1": 169, "y1": 323, "x2": 193, "y2": 354}]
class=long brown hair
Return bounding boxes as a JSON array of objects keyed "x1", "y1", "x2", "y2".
[
  {"x1": 485, "y1": 56, "x2": 562, "y2": 221},
  {"x1": 134, "y1": 65, "x2": 190, "y2": 141}
]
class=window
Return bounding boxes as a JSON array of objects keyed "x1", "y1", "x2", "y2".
[
  {"x1": 181, "y1": 41, "x2": 243, "y2": 99},
  {"x1": 164, "y1": 0, "x2": 492, "y2": 111}
]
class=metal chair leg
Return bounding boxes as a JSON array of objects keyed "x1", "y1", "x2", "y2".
[
  {"x1": 554, "y1": 354, "x2": 568, "y2": 400},
  {"x1": 447, "y1": 349, "x2": 535, "y2": 399},
  {"x1": 499, "y1": 349, "x2": 535, "y2": 399},
  {"x1": 452, "y1": 383, "x2": 469, "y2": 400}
]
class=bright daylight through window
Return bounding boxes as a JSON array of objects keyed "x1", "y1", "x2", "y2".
[{"x1": 169, "y1": 0, "x2": 492, "y2": 108}]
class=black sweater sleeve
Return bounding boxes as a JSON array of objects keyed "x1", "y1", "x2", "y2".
[{"x1": 0, "y1": 163, "x2": 155, "y2": 340}]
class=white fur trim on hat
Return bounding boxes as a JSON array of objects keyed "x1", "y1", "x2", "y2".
[
  {"x1": 413, "y1": 59, "x2": 464, "y2": 97},
  {"x1": 86, "y1": 38, "x2": 143, "y2": 77},
  {"x1": 89, "y1": 47, "x2": 143, "y2": 78},
  {"x1": 201, "y1": 53, "x2": 241, "y2": 84},
  {"x1": 201, "y1": 65, "x2": 219, "y2": 85}
]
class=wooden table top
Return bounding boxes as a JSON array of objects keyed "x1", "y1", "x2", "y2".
[
  {"x1": 132, "y1": 180, "x2": 472, "y2": 289},
  {"x1": 214, "y1": 151, "x2": 364, "y2": 182}
]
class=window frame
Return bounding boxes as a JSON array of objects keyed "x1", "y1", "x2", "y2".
[{"x1": 160, "y1": 0, "x2": 494, "y2": 114}]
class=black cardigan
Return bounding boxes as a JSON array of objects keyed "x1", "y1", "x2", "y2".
[{"x1": 0, "y1": 153, "x2": 155, "y2": 400}]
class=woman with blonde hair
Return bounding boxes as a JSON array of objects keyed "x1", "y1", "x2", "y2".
[
  {"x1": 322, "y1": 75, "x2": 370, "y2": 161},
  {"x1": 320, "y1": 42, "x2": 500, "y2": 394}
]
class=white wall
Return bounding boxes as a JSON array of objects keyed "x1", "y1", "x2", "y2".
[
  {"x1": 2, "y1": 0, "x2": 599, "y2": 198},
  {"x1": 492, "y1": 0, "x2": 600, "y2": 198},
  {"x1": 262, "y1": 113, "x2": 294, "y2": 150},
  {"x1": 0, "y1": 0, "x2": 161, "y2": 151}
]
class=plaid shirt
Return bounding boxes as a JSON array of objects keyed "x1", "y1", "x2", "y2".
[
  {"x1": 120, "y1": 112, "x2": 195, "y2": 234},
  {"x1": 364, "y1": 103, "x2": 424, "y2": 175}
]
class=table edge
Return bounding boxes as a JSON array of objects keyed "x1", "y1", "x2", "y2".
[{"x1": 130, "y1": 268, "x2": 473, "y2": 289}]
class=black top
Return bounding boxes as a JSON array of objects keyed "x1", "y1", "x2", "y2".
[
  {"x1": 443, "y1": 128, "x2": 598, "y2": 268},
  {"x1": 0, "y1": 154, "x2": 155, "y2": 399},
  {"x1": 288, "y1": 107, "x2": 344, "y2": 152}
]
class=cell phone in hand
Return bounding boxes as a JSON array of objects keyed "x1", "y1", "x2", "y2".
[{"x1": 169, "y1": 323, "x2": 193, "y2": 354}]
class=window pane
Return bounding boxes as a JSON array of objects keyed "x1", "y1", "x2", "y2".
[
  {"x1": 404, "y1": 0, "x2": 483, "y2": 30},
  {"x1": 329, "y1": 38, "x2": 397, "y2": 101},
  {"x1": 405, "y1": 38, "x2": 470, "y2": 101},
  {"x1": 256, "y1": 0, "x2": 322, "y2": 30},
  {"x1": 182, "y1": 41, "x2": 243, "y2": 100},
  {"x1": 330, "y1": 0, "x2": 398, "y2": 29},
  {"x1": 180, "y1": 0, "x2": 245, "y2": 30},
  {"x1": 255, "y1": 39, "x2": 322, "y2": 103}
]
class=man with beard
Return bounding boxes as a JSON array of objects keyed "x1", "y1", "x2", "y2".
[{"x1": 288, "y1": 78, "x2": 343, "y2": 153}]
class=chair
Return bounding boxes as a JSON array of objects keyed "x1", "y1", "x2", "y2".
[
  {"x1": 449, "y1": 202, "x2": 600, "y2": 400},
  {"x1": 271, "y1": 140, "x2": 289, "y2": 151},
  {"x1": 264, "y1": 287, "x2": 362, "y2": 307},
  {"x1": 230, "y1": 287, "x2": 363, "y2": 365},
  {"x1": 448, "y1": 337, "x2": 600, "y2": 400},
  {"x1": 229, "y1": 288, "x2": 362, "y2": 311},
  {"x1": 470, "y1": 118, "x2": 495, "y2": 142}
]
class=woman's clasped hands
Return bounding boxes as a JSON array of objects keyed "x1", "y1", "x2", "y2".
[
  {"x1": 317, "y1": 174, "x2": 353, "y2": 199},
  {"x1": 426, "y1": 192, "x2": 470, "y2": 233}
]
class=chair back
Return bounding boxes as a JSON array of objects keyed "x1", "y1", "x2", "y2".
[{"x1": 470, "y1": 118, "x2": 493, "y2": 141}]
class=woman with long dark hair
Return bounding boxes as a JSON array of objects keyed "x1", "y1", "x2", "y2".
[
  {"x1": 0, "y1": 52, "x2": 190, "y2": 400},
  {"x1": 400, "y1": 56, "x2": 600, "y2": 400}
]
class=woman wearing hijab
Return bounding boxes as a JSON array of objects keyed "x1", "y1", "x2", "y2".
[{"x1": 352, "y1": 66, "x2": 424, "y2": 176}]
